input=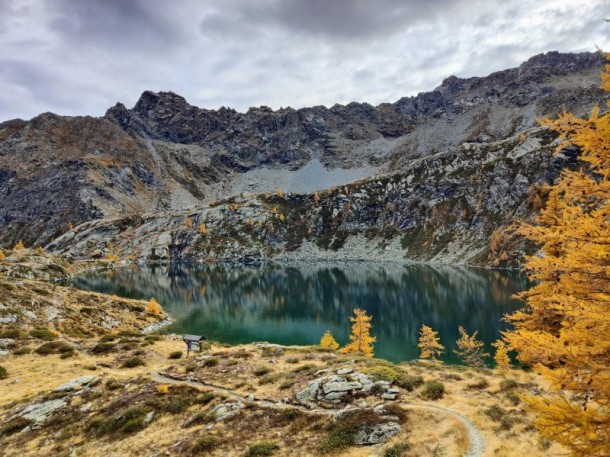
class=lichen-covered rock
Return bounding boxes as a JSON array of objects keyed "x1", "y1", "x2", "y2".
[
  {"x1": 54, "y1": 376, "x2": 98, "y2": 392},
  {"x1": 354, "y1": 422, "x2": 401, "y2": 445},
  {"x1": 295, "y1": 370, "x2": 398, "y2": 407},
  {"x1": 20, "y1": 399, "x2": 66, "y2": 426},
  {"x1": 209, "y1": 401, "x2": 243, "y2": 421}
]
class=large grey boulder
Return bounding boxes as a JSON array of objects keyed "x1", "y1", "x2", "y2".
[
  {"x1": 20, "y1": 399, "x2": 66, "y2": 426},
  {"x1": 209, "y1": 401, "x2": 243, "y2": 421},
  {"x1": 295, "y1": 369, "x2": 398, "y2": 406},
  {"x1": 354, "y1": 422, "x2": 401, "y2": 445},
  {"x1": 322, "y1": 380, "x2": 363, "y2": 394},
  {"x1": 54, "y1": 376, "x2": 98, "y2": 392},
  {"x1": 296, "y1": 380, "x2": 320, "y2": 404}
]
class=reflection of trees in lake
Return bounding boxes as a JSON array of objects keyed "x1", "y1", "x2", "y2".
[{"x1": 73, "y1": 263, "x2": 527, "y2": 363}]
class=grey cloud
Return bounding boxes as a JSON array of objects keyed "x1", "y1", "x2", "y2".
[
  {"x1": 47, "y1": 0, "x2": 189, "y2": 52},
  {"x1": 0, "y1": 0, "x2": 608, "y2": 121},
  {"x1": 202, "y1": 0, "x2": 489, "y2": 41}
]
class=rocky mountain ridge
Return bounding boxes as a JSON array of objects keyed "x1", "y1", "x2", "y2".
[{"x1": 1, "y1": 51, "x2": 607, "y2": 264}]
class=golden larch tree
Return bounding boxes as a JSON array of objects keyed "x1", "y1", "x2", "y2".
[
  {"x1": 454, "y1": 326, "x2": 489, "y2": 368},
  {"x1": 12, "y1": 240, "x2": 24, "y2": 252},
  {"x1": 320, "y1": 330, "x2": 339, "y2": 350},
  {"x1": 492, "y1": 339, "x2": 510, "y2": 372},
  {"x1": 418, "y1": 324, "x2": 444, "y2": 364},
  {"x1": 147, "y1": 298, "x2": 162, "y2": 316},
  {"x1": 198, "y1": 223, "x2": 207, "y2": 235},
  {"x1": 504, "y1": 52, "x2": 610, "y2": 456},
  {"x1": 184, "y1": 217, "x2": 193, "y2": 228},
  {"x1": 340, "y1": 308, "x2": 376, "y2": 357}
]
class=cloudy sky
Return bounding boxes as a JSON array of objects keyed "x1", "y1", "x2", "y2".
[{"x1": 0, "y1": 0, "x2": 608, "y2": 121}]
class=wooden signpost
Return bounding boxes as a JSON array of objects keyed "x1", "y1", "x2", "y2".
[{"x1": 182, "y1": 334, "x2": 206, "y2": 357}]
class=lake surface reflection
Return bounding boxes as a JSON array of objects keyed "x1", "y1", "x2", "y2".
[{"x1": 73, "y1": 263, "x2": 527, "y2": 363}]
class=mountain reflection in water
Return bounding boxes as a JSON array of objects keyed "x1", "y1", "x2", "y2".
[{"x1": 73, "y1": 263, "x2": 527, "y2": 363}]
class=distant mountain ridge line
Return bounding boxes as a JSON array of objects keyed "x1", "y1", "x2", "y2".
[{"x1": 0, "y1": 51, "x2": 607, "y2": 262}]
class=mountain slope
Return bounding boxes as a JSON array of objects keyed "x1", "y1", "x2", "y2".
[{"x1": 0, "y1": 51, "x2": 607, "y2": 261}]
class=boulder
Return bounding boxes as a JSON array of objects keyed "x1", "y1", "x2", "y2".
[
  {"x1": 209, "y1": 401, "x2": 243, "y2": 421},
  {"x1": 20, "y1": 399, "x2": 66, "y2": 426},
  {"x1": 296, "y1": 380, "x2": 320, "y2": 404},
  {"x1": 322, "y1": 380, "x2": 363, "y2": 394},
  {"x1": 54, "y1": 376, "x2": 98, "y2": 392},
  {"x1": 354, "y1": 422, "x2": 401, "y2": 445}
]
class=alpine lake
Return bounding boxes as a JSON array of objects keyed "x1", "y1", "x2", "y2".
[{"x1": 73, "y1": 262, "x2": 528, "y2": 364}]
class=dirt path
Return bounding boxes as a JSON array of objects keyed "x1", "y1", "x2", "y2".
[
  {"x1": 151, "y1": 371, "x2": 485, "y2": 457},
  {"x1": 404, "y1": 403, "x2": 485, "y2": 457}
]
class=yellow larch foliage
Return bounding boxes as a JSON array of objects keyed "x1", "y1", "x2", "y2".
[
  {"x1": 340, "y1": 308, "x2": 376, "y2": 357},
  {"x1": 278, "y1": 213, "x2": 285, "y2": 222},
  {"x1": 157, "y1": 384, "x2": 170, "y2": 394},
  {"x1": 147, "y1": 298, "x2": 162, "y2": 316},
  {"x1": 319, "y1": 330, "x2": 339, "y2": 350},
  {"x1": 13, "y1": 241, "x2": 25, "y2": 252},
  {"x1": 104, "y1": 244, "x2": 119, "y2": 262},
  {"x1": 418, "y1": 324, "x2": 444, "y2": 364},
  {"x1": 198, "y1": 223, "x2": 207, "y2": 235},
  {"x1": 275, "y1": 189, "x2": 284, "y2": 198},
  {"x1": 489, "y1": 229, "x2": 502, "y2": 254},
  {"x1": 67, "y1": 221, "x2": 74, "y2": 231},
  {"x1": 454, "y1": 326, "x2": 489, "y2": 368},
  {"x1": 0, "y1": 251, "x2": 5, "y2": 261},
  {"x1": 504, "y1": 51, "x2": 610, "y2": 457},
  {"x1": 184, "y1": 217, "x2": 193, "y2": 228},
  {"x1": 492, "y1": 340, "x2": 510, "y2": 372},
  {"x1": 313, "y1": 191, "x2": 320, "y2": 206},
  {"x1": 272, "y1": 206, "x2": 277, "y2": 215}
]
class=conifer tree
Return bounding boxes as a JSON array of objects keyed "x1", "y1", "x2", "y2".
[
  {"x1": 320, "y1": 330, "x2": 339, "y2": 350},
  {"x1": 492, "y1": 340, "x2": 510, "y2": 372},
  {"x1": 12, "y1": 240, "x2": 24, "y2": 252},
  {"x1": 147, "y1": 298, "x2": 162, "y2": 316},
  {"x1": 454, "y1": 326, "x2": 489, "y2": 368},
  {"x1": 418, "y1": 324, "x2": 444, "y2": 364},
  {"x1": 198, "y1": 223, "x2": 207, "y2": 235},
  {"x1": 505, "y1": 52, "x2": 610, "y2": 456},
  {"x1": 340, "y1": 308, "x2": 376, "y2": 357}
]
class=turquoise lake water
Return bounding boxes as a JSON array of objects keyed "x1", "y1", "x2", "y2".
[{"x1": 73, "y1": 263, "x2": 527, "y2": 364}]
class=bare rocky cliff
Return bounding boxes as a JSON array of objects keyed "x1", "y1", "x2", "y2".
[{"x1": 1, "y1": 51, "x2": 607, "y2": 264}]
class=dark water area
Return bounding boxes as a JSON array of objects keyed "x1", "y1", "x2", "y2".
[{"x1": 73, "y1": 263, "x2": 528, "y2": 364}]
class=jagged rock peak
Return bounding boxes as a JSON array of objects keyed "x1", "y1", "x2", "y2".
[
  {"x1": 433, "y1": 51, "x2": 605, "y2": 95},
  {"x1": 133, "y1": 90, "x2": 191, "y2": 115},
  {"x1": 518, "y1": 50, "x2": 606, "y2": 74}
]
